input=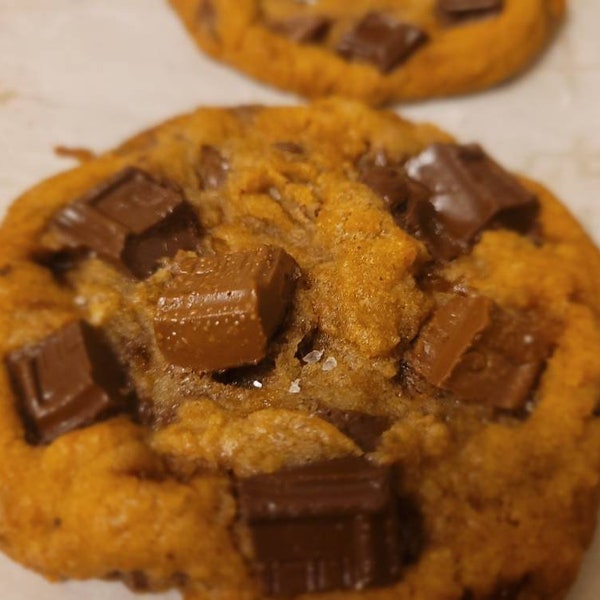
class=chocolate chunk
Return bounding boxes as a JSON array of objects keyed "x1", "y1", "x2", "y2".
[
  {"x1": 5, "y1": 321, "x2": 131, "y2": 445},
  {"x1": 337, "y1": 13, "x2": 428, "y2": 73},
  {"x1": 270, "y1": 15, "x2": 331, "y2": 44},
  {"x1": 154, "y1": 246, "x2": 299, "y2": 372},
  {"x1": 316, "y1": 407, "x2": 391, "y2": 452},
  {"x1": 438, "y1": 0, "x2": 503, "y2": 21},
  {"x1": 404, "y1": 144, "x2": 539, "y2": 261},
  {"x1": 408, "y1": 295, "x2": 550, "y2": 411},
  {"x1": 46, "y1": 167, "x2": 201, "y2": 278},
  {"x1": 360, "y1": 164, "x2": 412, "y2": 212},
  {"x1": 197, "y1": 145, "x2": 229, "y2": 190},
  {"x1": 236, "y1": 457, "x2": 405, "y2": 596}
]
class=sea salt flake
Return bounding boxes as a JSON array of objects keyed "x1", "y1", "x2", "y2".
[
  {"x1": 322, "y1": 357, "x2": 338, "y2": 372},
  {"x1": 302, "y1": 349, "x2": 324, "y2": 364},
  {"x1": 289, "y1": 379, "x2": 301, "y2": 393}
]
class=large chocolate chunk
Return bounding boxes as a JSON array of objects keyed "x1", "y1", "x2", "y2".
[
  {"x1": 270, "y1": 15, "x2": 332, "y2": 44},
  {"x1": 5, "y1": 321, "x2": 130, "y2": 445},
  {"x1": 438, "y1": 0, "x2": 504, "y2": 22},
  {"x1": 337, "y1": 13, "x2": 428, "y2": 73},
  {"x1": 46, "y1": 168, "x2": 201, "y2": 278},
  {"x1": 154, "y1": 246, "x2": 298, "y2": 372},
  {"x1": 404, "y1": 144, "x2": 539, "y2": 260},
  {"x1": 236, "y1": 457, "x2": 405, "y2": 596},
  {"x1": 316, "y1": 407, "x2": 391, "y2": 452},
  {"x1": 408, "y1": 295, "x2": 550, "y2": 411}
]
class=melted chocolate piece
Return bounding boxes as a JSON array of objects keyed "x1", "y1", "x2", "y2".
[
  {"x1": 404, "y1": 144, "x2": 539, "y2": 261},
  {"x1": 197, "y1": 145, "x2": 229, "y2": 190},
  {"x1": 271, "y1": 15, "x2": 332, "y2": 44},
  {"x1": 197, "y1": 0, "x2": 218, "y2": 37},
  {"x1": 154, "y1": 246, "x2": 298, "y2": 372},
  {"x1": 408, "y1": 295, "x2": 550, "y2": 411},
  {"x1": 46, "y1": 167, "x2": 201, "y2": 278},
  {"x1": 438, "y1": 0, "x2": 503, "y2": 21},
  {"x1": 316, "y1": 407, "x2": 391, "y2": 452},
  {"x1": 5, "y1": 321, "x2": 130, "y2": 445},
  {"x1": 236, "y1": 456, "x2": 405, "y2": 596},
  {"x1": 337, "y1": 13, "x2": 428, "y2": 73}
]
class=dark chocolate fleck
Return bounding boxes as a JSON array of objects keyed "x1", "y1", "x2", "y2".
[
  {"x1": 5, "y1": 321, "x2": 132, "y2": 445},
  {"x1": 404, "y1": 144, "x2": 539, "y2": 261},
  {"x1": 197, "y1": 0, "x2": 219, "y2": 38},
  {"x1": 270, "y1": 15, "x2": 332, "y2": 44},
  {"x1": 337, "y1": 12, "x2": 428, "y2": 73},
  {"x1": 273, "y1": 141, "x2": 305, "y2": 155},
  {"x1": 438, "y1": 0, "x2": 504, "y2": 22},
  {"x1": 154, "y1": 246, "x2": 299, "y2": 372},
  {"x1": 408, "y1": 295, "x2": 550, "y2": 411},
  {"x1": 315, "y1": 407, "x2": 391, "y2": 452},
  {"x1": 46, "y1": 167, "x2": 202, "y2": 279},
  {"x1": 236, "y1": 456, "x2": 406, "y2": 596}
]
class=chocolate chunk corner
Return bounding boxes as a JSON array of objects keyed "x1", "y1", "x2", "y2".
[
  {"x1": 337, "y1": 12, "x2": 428, "y2": 73},
  {"x1": 154, "y1": 246, "x2": 299, "y2": 372},
  {"x1": 408, "y1": 294, "x2": 550, "y2": 411},
  {"x1": 46, "y1": 167, "x2": 202, "y2": 279},
  {"x1": 404, "y1": 143, "x2": 539, "y2": 261},
  {"x1": 5, "y1": 321, "x2": 132, "y2": 445},
  {"x1": 236, "y1": 456, "x2": 406, "y2": 596}
]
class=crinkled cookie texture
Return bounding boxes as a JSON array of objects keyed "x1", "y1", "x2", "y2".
[
  {"x1": 168, "y1": 0, "x2": 566, "y2": 104},
  {"x1": 1, "y1": 99, "x2": 600, "y2": 600}
]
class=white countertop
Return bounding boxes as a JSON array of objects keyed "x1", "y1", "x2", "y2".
[{"x1": 0, "y1": 1, "x2": 599, "y2": 598}]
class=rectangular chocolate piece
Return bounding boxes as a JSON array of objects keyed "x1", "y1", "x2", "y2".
[
  {"x1": 408, "y1": 295, "x2": 550, "y2": 411},
  {"x1": 154, "y1": 246, "x2": 298, "y2": 372},
  {"x1": 404, "y1": 144, "x2": 539, "y2": 261},
  {"x1": 5, "y1": 321, "x2": 130, "y2": 444},
  {"x1": 47, "y1": 167, "x2": 201, "y2": 278},
  {"x1": 337, "y1": 13, "x2": 427, "y2": 73},
  {"x1": 237, "y1": 457, "x2": 405, "y2": 596}
]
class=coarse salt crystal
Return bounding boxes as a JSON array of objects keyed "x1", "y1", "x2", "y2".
[
  {"x1": 289, "y1": 379, "x2": 301, "y2": 393},
  {"x1": 322, "y1": 357, "x2": 338, "y2": 372},
  {"x1": 302, "y1": 349, "x2": 324, "y2": 364}
]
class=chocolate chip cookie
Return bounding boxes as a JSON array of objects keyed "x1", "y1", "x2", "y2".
[
  {"x1": 1, "y1": 98, "x2": 600, "y2": 600},
  {"x1": 168, "y1": 0, "x2": 566, "y2": 104}
]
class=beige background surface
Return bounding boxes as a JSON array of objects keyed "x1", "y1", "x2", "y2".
[{"x1": 0, "y1": 1, "x2": 599, "y2": 598}]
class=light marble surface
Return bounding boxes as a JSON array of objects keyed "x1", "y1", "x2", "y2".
[{"x1": 0, "y1": 1, "x2": 599, "y2": 598}]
